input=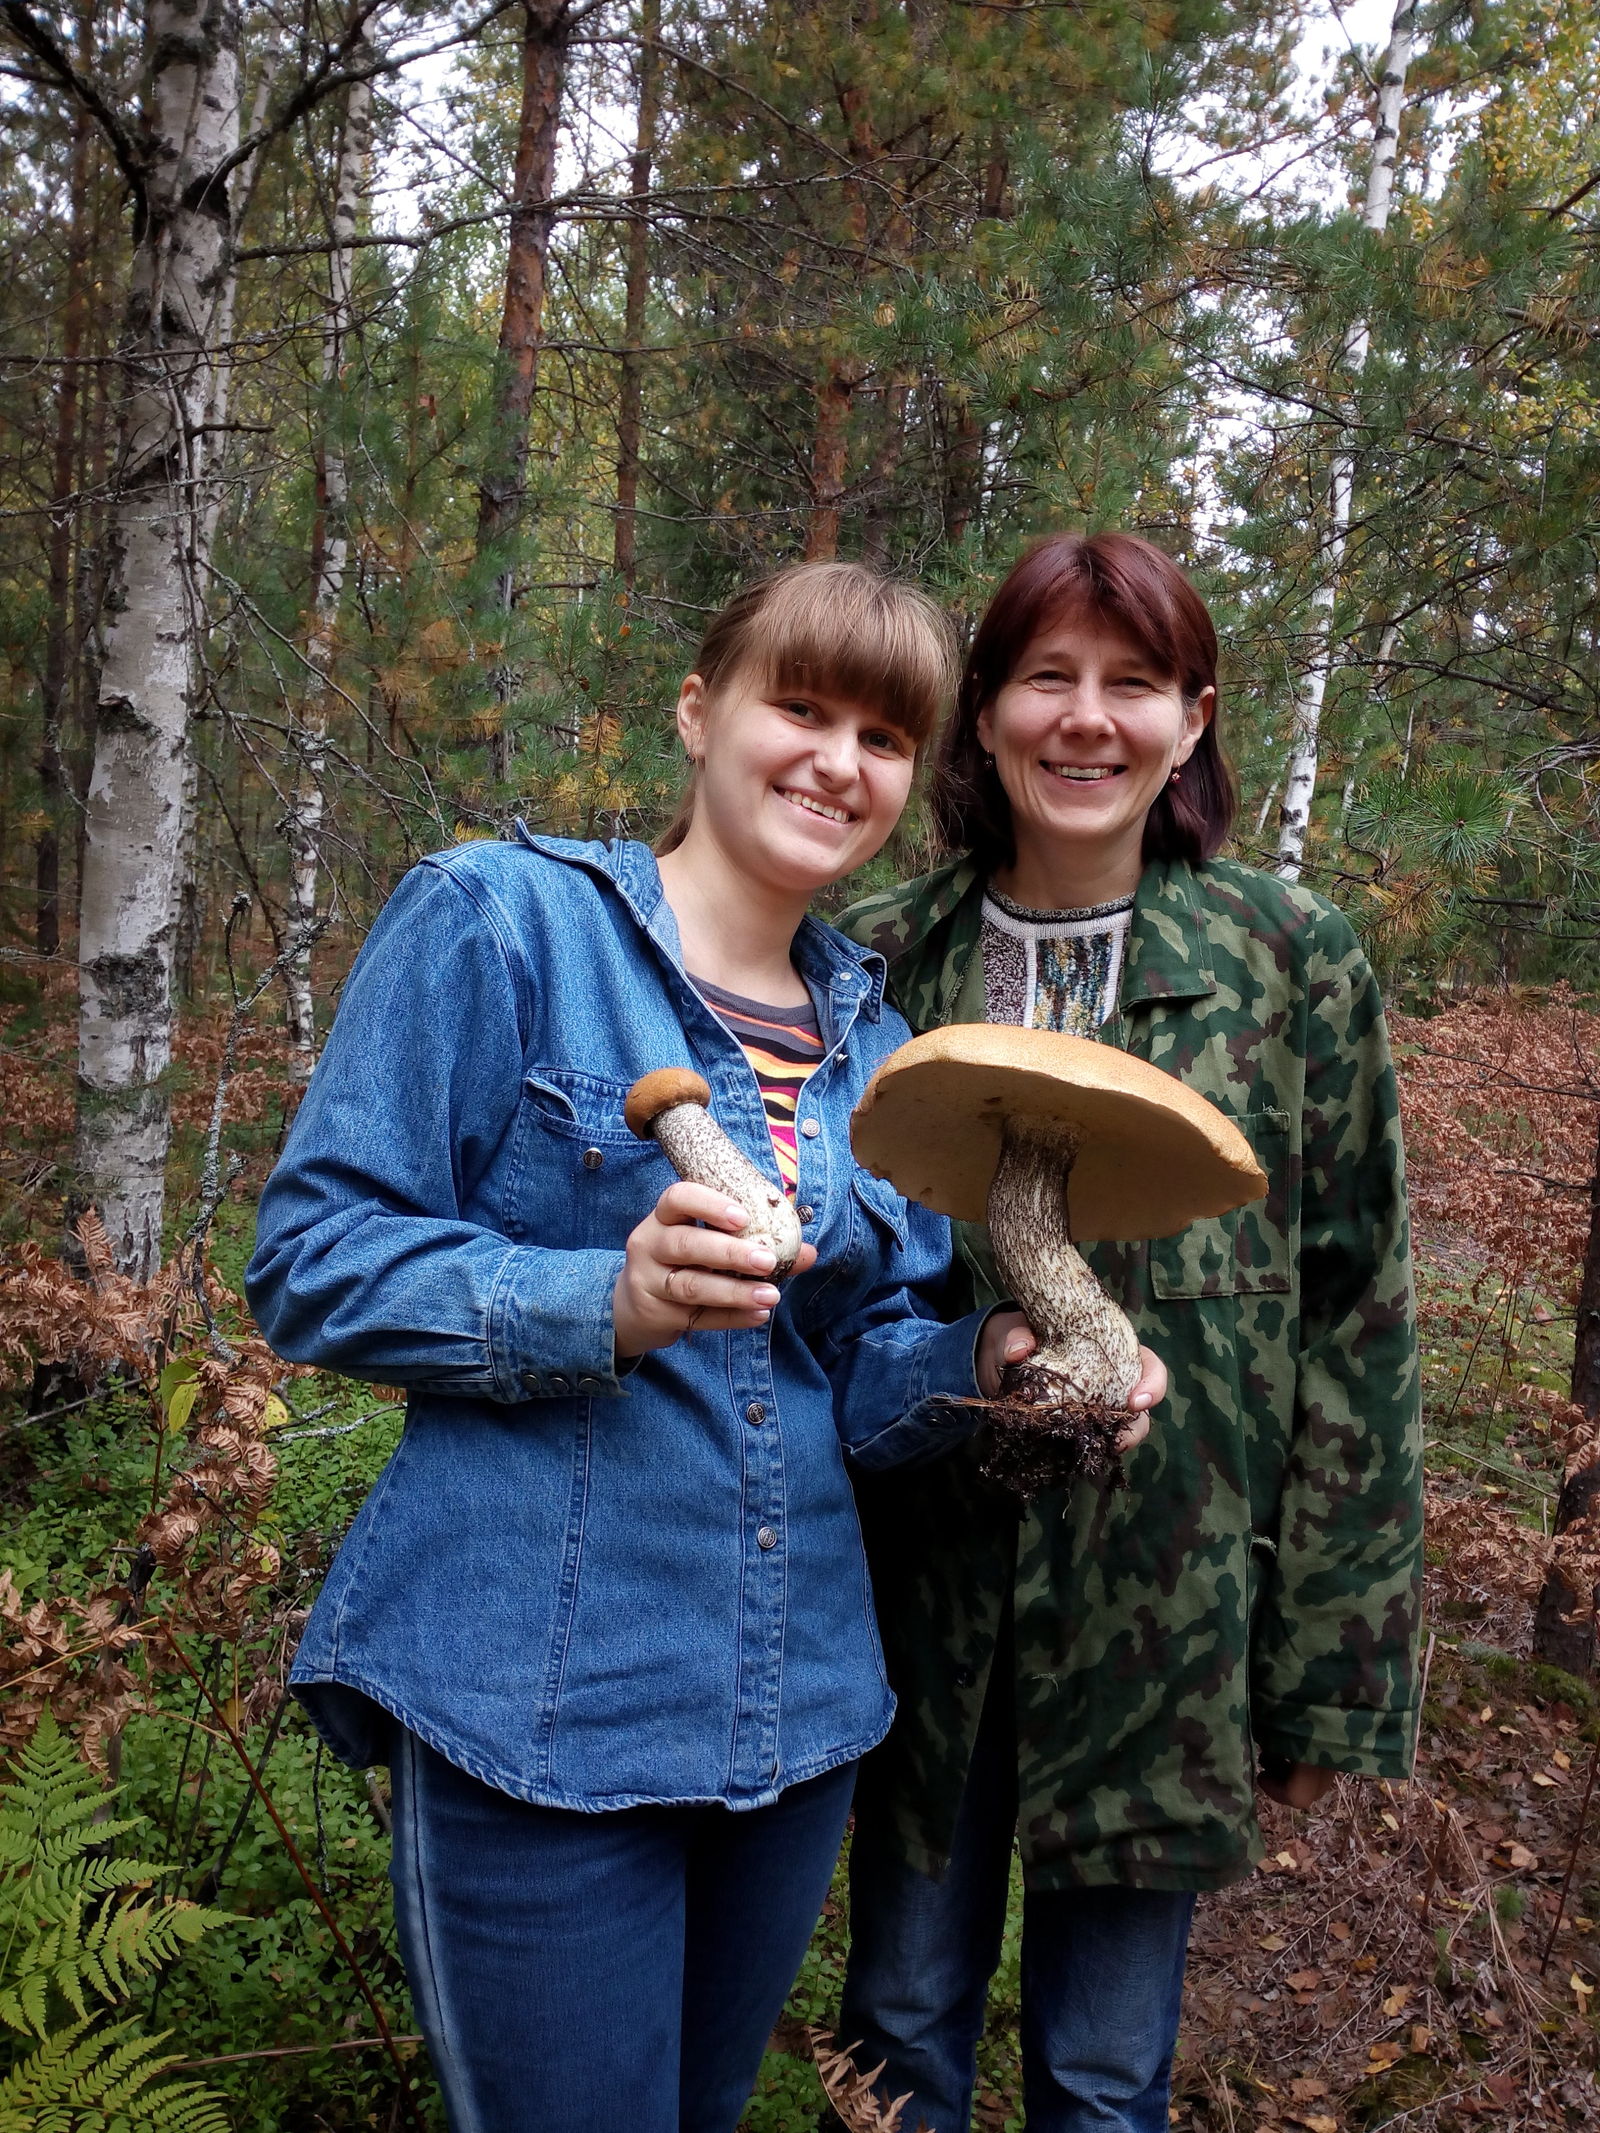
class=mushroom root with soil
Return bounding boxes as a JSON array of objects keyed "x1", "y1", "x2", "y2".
[
  {"x1": 625, "y1": 1068, "x2": 804, "y2": 1279},
  {"x1": 850, "y1": 1025, "x2": 1267, "y2": 1497}
]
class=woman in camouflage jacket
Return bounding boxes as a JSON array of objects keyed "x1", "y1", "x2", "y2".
[{"x1": 832, "y1": 534, "x2": 1423, "y2": 2133}]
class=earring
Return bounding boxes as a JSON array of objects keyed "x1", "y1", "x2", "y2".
[{"x1": 1169, "y1": 767, "x2": 1182, "y2": 786}]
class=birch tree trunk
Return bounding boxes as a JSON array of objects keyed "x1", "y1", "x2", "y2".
[
  {"x1": 285, "y1": 62, "x2": 372, "y2": 1074},
  {"x1": 1275, "y1": 1, "x2": 1416, "y2": 881},
  {"x1": 613, "y1": 0, "x2": 659, "y2": 588},
  {"x1": 36, "y1": 4, "x2": 94, "y2": 958},
  {"x1": 944, "y1": 148, "x2": 1007, "y2": 546},
  {"x1": 475, "y1": 0, "x2": 569, "y2": 779},
  {"x1": 74, "y1": 0, "x2": 242, "y2": 1280},
  {"x1": 173, "y1": 57, "x2": 277, "y2": 1010}
]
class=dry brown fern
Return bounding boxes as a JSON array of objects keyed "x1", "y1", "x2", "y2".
[
  {"x1": 807, "y1": 2027, "x2": 931, "y2": 2133},
  {"x1": 0, "y1": 1234, "x2": 297, "y2": 1761}
]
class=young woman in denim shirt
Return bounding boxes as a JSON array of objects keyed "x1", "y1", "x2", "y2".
[{"x1": 247, "y1": 562, "x2": 1164, "y2": 2133}]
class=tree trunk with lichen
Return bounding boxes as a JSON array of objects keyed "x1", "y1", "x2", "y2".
[
  {"x1": 36, "y1": 3, "x2": 94, "y2": 960},
  {"x1": 1275, "y1": 0, "x2": 1416, "y2": 882},
  {"x1": 285, "y1": 61, "x2": 371, "y2": 1074},
  {"x1": 1533, "y1": 1114, "x2": 1600, "y2": 1674},
  {"x1": 73, "y1": 0, "x2": 242, "y2": 1281}
]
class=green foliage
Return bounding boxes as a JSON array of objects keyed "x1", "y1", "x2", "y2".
[{"x1": 0, "y1": 1715, "x2": 229, "y2": 2132}]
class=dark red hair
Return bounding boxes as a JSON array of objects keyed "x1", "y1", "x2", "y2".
[{"x1": 930, "y1": 533, "x2": 1238, "y2": 870}]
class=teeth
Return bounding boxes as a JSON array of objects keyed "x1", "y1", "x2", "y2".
[
  {"x1": 783, "y1": 790, "x2": 853, "y2": 824},
  {"x1": 1045, "y1": 764, "x2": 1119, "y2": 782}
]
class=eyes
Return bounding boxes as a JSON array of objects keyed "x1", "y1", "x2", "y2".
[
  {"x1": 775, "y1": 699, "x2": 912, "y2": 757},
  {"x1": 1024, "y1": 665, "x2": 1163, "y2": 695}
]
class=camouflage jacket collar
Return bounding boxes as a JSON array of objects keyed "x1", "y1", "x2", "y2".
[{"x1": 866, "y1": 855, "x2": 1219, "y2": 1022}]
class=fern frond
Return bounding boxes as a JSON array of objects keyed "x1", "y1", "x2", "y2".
[
  {"x1": 0, "y1": 1716, "x2": 231, "y2": 2128},
  {"x1": 0, "y1": 2013, "x2": 229, "y2": 2131}
]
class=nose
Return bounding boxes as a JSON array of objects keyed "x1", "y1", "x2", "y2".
[
  {"x1": 811, "y1": 726, "x2": 861, "y2": 786},
  {"x1": 1055, "y1": 677, "x2": 1116, "y2": 734}
]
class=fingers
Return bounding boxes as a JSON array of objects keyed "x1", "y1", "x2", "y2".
[
  {"x1": 1127, "y1": 1343, "x2": 1168, "y2": 1412},
  {"x1": 1113, "y1": 1409, "x2": 1151, "y2": 1455},
  {"x1": 652, "y1": 1180, "x2": 753, "y2": 1233},
  {"x1": 658, "y1": 1259, "x2": 780, "y2": 1315},
  {"x1": 1003, "y1": 1320, "x2": 1036, "y2": 1366},
  {"x1": 976, "y1": 1309, "x2": 1034, "y2": 1399},
  {"x1": 656, "y1": 1219, "x2": 778, "y2": 1281}
]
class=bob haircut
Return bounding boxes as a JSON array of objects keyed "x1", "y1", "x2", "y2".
[
  {"x1": 929, "y1": 533, "x2": 1238, "y2": 871},
  {"x1": 656, "y1": 561, "x2": 957, "y2": 856}
]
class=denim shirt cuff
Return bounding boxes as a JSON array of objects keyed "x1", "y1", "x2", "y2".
[
  {"x1": 490, "y1": 1247, "x2": 630, "y2": 1399},
  {"x1": 845, "y1": 1307, "x2": 991, "y2": 1471}
]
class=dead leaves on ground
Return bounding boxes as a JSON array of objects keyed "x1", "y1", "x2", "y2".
[{"x1": 1175, "y1": 1488, "x2": 1600, "y2": 2132}]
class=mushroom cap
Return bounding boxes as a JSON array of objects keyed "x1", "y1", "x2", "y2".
[
  {"x1": 851, "y1": 1024, "x2": 1267, "y2": 1239},
  {"x1": 625, "y1": 1068, "x2": 713, "y2": 1140}
]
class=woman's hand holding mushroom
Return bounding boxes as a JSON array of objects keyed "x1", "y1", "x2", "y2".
[
  {"x1": 978, "y1": 1314, "x2": 1167, "y2": 1451},
  {"x1": 613, "y1": 1181, "x2": 819, "y2": 1359}
]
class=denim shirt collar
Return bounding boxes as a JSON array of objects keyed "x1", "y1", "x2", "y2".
[{"x1": 512, "y1": 827, "x2": 888, "y2": 1034}]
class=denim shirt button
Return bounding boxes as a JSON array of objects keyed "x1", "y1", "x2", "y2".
[
  {"x1": 548, "y1": 1374, "x2": 572, "y2": 1394},
  {"x1": 577, "y1": 1375, "x2": 604, "y2": 1393},
  {"x1": 756, "y1": 1525, "x2": 778, "y2": 1551},
  {"x1": 581, "y1": 1148, "x2": 605, "y2": 1170},
  {"x1": 520, "y1": 1371, "x2": 542, "y2": 1394},
  {"x1": 799, "y1": 1118, "x2": 821, "y2": 1139},
  {"x1": 796, "y1": 1205, "x2": 815, "y2": 1223},
  {"x1": 745, "y1": 1401, "x2": 766, "y2": 1426}
]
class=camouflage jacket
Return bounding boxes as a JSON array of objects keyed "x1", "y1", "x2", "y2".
[{"x1": 838, "y1": 854, "x2": 1422, "y2": 1892}]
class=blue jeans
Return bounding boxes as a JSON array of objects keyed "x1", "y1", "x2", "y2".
[
  {"x1": 388, "y1": 1728, "x2": 855, "y2": 2133},
  {"x1": 840, "y1": 1662, "x2": 1194, "y2": 2133}
]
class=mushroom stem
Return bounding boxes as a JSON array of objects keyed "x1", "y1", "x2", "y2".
[
  {"x1": 985, "y1": 1115, "x2": 1141, "y2": 1427},
  {"x1": 625, "y1": 1071, "x2": 804, "y2": 1279}
]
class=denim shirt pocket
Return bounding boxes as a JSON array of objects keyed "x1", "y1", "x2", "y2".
[
  {"x1": 850, "y1": 1169, "x2": 909, "y2": 1253},
  {"x1": 1147, "y1": 1108, "x2": 1293, "y2": 1300},
  {"x1": 509, "y1": 1067, "x2": 669, "y2": 1247}
]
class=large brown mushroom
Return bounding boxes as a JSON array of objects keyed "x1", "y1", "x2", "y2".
[
  {"x1": 625, "y1": 1068, "x2": 804, "y2": 1279},
  {"x1": 851, "y1": 1025, "x2": 1266, "y2": 1495}
]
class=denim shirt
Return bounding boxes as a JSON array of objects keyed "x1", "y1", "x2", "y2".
[{"x1": 246, "y1": 835, "x2": 988, "y2": 1812}]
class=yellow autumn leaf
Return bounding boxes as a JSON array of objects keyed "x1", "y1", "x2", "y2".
[
  {"x1": 166, "y1": 1380, "x2": 200, "y2": 1432},
  {"x1": 262, "y1": 1394, "x2": 291, "y2": 1431}
]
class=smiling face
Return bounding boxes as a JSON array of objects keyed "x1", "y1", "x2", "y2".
[
  {"x1": 977, "y1": 612, "x2": 1213, "y2": 904},
  {"x1": 674, "y1": 663, "x2": 917, "y2": 900}
]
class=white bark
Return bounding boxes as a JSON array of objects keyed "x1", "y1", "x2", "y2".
[
  {"x1": 285, "y1": 63, "x2": 372, "y2": 1074},
  {"x1": 1275, "y1": 1, "x2": 1417, "y2": 881},
  {"x1": 76, "y1": 0, "x2": 242, "y2": 1279}
]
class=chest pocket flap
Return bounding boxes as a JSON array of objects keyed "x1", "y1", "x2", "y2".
[{"x1": 1147, "y1": 1107, "x2": 1292, "y2": 1300}]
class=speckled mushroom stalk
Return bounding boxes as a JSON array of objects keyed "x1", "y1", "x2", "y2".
[
  {"x1": 987, "y1": 1116, "x2": 1142, "y2": 1411},
  {"x1": 624, "y1": 1068, "x2": 803, "y2": 1279},
  {"x1": 849, "y1": 1023, "x2": 1267, "y2": 1500}
]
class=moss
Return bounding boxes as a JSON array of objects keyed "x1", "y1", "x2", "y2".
[
  {"x1": 1347, "y1": 2052, "x2": 1454, "y2": 2127},
  {"x1": 1529, "y1": 1663, "x2": 1597, "y2": 1713}
]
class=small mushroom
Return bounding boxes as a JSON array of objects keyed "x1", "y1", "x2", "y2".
[
  {"x1": 625, "y1": 1068, "x2": 804, "y2": 1278},
  {"x1": 851, "y1": 1025, "x2": 1266, "y2": 1495}
]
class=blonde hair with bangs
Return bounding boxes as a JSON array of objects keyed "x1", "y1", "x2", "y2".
[{"x1": 656, "y1": 562, "x2": 957, "y2": 856}]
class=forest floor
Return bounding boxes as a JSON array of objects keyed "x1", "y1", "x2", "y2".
[
  {"x1": 746, "y1": 1489, "x2": 1600, "y2": 2133},
  {"x1": 2, "y1": 971, "x2": 1597, "y2": 2130}
]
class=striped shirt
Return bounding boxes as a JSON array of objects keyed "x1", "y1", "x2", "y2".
[{"x1": 692, "y1": 976, "x2": 824, "y2": 1193}]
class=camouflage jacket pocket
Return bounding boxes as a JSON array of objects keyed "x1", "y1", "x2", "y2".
[{"x1": 1149, "y1": 1109, "x2": 1292, "y2": 1299}]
